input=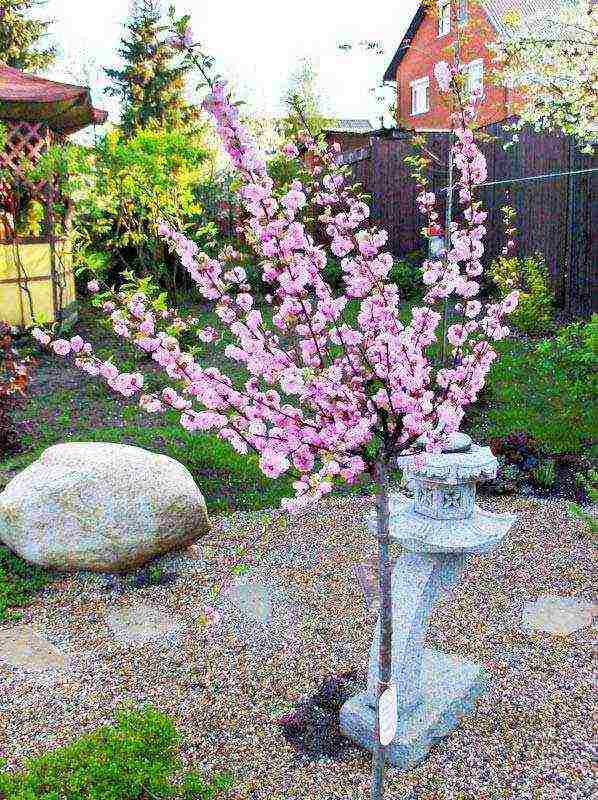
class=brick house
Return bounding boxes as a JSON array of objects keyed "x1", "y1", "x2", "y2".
[{"x1": 383, "y1": 0, "x2": 563, "y2": 130}]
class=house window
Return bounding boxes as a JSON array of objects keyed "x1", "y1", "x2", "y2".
[
  {"x1": 458, "y1": 0, "x2": 468, "y2": 23},
  {"x1": 465, "y1": 59, "x2": 484, "y2": 96},
  {"x1": 411, "y1": 77, "x2": 430, "y2": 115},
  {"x1": 438, "y1": 1, "x2": 451, "y2": 36}
]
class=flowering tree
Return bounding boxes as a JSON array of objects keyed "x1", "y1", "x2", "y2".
[
  {"x1": 32, "y1": 33, "x2": 518, "y2": 799},
  {"x1": 491, "y1": 0, "x2": 598, "y2": 153}
]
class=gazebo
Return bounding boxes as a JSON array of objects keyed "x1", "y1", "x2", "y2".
[{"x1": 0, "y1": 65, "x2": 107, "y2": 328}]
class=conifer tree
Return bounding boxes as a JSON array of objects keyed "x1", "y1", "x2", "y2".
[
  {"x1": 0, "y1": 0, "x2": 55, "y2": 71},
  {"x1": 104, "y1": 0, "x2": 196, "y2": 136}
]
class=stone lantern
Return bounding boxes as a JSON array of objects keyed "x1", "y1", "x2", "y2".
[{"x1": 340, "y1": 434, "x2": 516, "y2": 767}]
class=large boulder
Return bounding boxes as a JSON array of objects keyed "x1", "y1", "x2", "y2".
[{"x1": 0, "y1": 442, "x2": 209, "y2": 572}]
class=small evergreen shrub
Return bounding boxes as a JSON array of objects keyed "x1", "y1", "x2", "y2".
[
  {"x1": 488, "y1": 253, "x2": 553, "y2": 333},
  {"x1": 0, "y1": 705, "x2": 233, "y2": 800}
]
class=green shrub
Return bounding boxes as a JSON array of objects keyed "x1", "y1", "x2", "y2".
[
  {"x1": 535, "y1": 314, "x2": 597, "y2": 395},
  {"x1": 469, "y1": 332, "x2": 595, "y2": 454},
  {"x1": 488, "y1": 253, "x2": 553, "y2": 333},
  {"x1": 0, "y1": 546, "x2": 51, "y2": 622},
  {"x1": 0, "y1": 705, "x2": 233, "y2": 800},
  {"x1": 389, "y1": 252, "x2": 425, "y2": 302}
]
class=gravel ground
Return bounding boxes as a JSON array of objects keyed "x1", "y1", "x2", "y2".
[{"x1": 0, "y1": 495, "x2": 595, "y2": 800}]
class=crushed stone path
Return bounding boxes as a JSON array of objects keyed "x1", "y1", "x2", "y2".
[{"x1": 0, "y1": 495, "x2": 595, "y2": 800}]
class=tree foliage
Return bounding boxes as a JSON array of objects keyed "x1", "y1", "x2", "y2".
[
  {"x1": 281, "y1": 56, "x2": 336, "y2": 139},
  {"x1": 491, "y1": 0, "x2": 598, "y2": 152},
  {"x1": 104, "y1": 0, "x2": 198, "y2": 136},
  {"x1": 0, "y1": 0, "x2": 55, "y2": 71}
]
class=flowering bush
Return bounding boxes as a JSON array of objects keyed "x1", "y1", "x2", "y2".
[
  {"x1": 34, "y1": 86, "x2": 517, "y2": 507},
  {"x1": 32, "y1": 54, "x2": 518, "y2": 797}
]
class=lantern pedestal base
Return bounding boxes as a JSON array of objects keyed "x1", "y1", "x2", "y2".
[{"x1": 339, "y1": 648, "x2": 487, "y2": 768}]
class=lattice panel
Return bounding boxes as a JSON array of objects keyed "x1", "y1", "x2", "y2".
[{"x1": 0, "y1": 121, "x2": 52, "y2": 196}]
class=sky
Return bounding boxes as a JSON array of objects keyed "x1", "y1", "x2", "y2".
[{"x1": 43, "y1": 0, "x2": 420, "y2": 126}]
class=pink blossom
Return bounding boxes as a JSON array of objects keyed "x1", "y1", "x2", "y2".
[
  {"x1": 52, "y1": 339, "x2": 71, "y2": 356},
  {"x1": 87, "y1": 280, "x2": 100, "y2": 293}
]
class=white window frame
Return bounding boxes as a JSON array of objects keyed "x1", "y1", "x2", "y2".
[
  {"x1": 458, "y1": 0, "x2": 468, "y2": 24},
  {"x1": 464, "y1": 58, "x2": 484, "y2": 97},
  {"x1": 438, "y1": 1, "x2": 451, "y2": 37},
  {"x1": 410, "y1": 77, "x2": 430, "y2": 115}
]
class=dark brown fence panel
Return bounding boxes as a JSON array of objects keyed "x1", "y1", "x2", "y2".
[{"x1": 344, "y1": 123, "x2": 597, "y2": 319}]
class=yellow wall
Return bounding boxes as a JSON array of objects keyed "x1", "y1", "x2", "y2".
[{"x1": 0, "y1": 241, "x2": 76, "y2": 327}]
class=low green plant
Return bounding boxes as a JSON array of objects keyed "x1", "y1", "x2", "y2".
[
  {"x1": 0, "y1": 705, "x2": 233, "y2": 800},
  {"x1": 0, "y1": 546, "x2": 51, "y2": 622},
  {"x1": 530, "y1": 459, "x2": 557, "y2": 489},
  {"x1": 493, "y1": 457, "x2": 523, "y2": 494},
  {"x1": 569, "y1": 469, "x2": 598, "y2": 535},
  {"x1": 390, "y1": 252, "x2": 424, "y2": 302},
  {"x1": 488, "y1": 252, "x2": 553, "y2": 333},
  {"x1": 535, "y1": 314, "x2": 597, "y2": 396},
  {"x1": 147, "y1": 564, "x2": 164, "y2": 583}
]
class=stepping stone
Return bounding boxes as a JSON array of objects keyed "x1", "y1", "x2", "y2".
[
  {"x1": 521, "y1": 595, "x2": 598, "y2": 636},
  {"x1": 0, "y1": 624, "x2": 68, "y2": 671},
  {"x1": 105, "y1": 604, "x2": 185, "y2": 646},
  {"x1": 224, "y1": 581, "x2": 272, "y2": 623}
]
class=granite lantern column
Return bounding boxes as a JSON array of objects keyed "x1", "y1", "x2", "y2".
[{"x1": 340, "y1": 434, "x2": 516, "y2": 768}]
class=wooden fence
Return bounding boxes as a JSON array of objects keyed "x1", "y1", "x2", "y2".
[{"x1": 340, "y1": 121, "x2": 597, "y2": 319}]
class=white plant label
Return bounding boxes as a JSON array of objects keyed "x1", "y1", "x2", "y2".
[{"x1": 378, "y1": 683, "x2": 398, "y2": 746}]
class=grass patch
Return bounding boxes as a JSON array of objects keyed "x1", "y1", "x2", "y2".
[
  {"x1": 467, "y1": 336, "x2": 595, "y2": 454},
  {"x1": 0, "y1": 545, "x2": 53, "y2": 622},
  {"x1": 0, "y1": 704, "x2": 233, "y2": 799}
]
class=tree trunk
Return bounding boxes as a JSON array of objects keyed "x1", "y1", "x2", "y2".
[{"x1": 370, "y1": 459, "x2": 393, "y2": 800}]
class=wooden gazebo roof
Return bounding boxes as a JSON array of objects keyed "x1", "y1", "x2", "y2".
[{"x1": 0, "y1": 64, "x2": 107, "y2": 135}]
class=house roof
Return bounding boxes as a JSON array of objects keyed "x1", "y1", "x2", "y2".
[
  {"x1": 382, "y1": 0, "x2": 567, "y2": 82},
  {"x1": 323, "y1": 119, "x2": 374, "y2": 133},
  {"x1": 0, "y1": 64, "x2": 108, "y2": 135},
  {"x1": 383, "y1": 4, "x2": 425, "y2": 83}
]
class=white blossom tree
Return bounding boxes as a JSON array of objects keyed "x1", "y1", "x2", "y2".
[{"x1": 491, "y1": 0, "x2": 598, "y2": 152}]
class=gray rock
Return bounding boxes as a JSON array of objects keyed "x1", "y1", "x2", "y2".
[{"x1": 0, "y1": 442, "x2": 209, "y2": 572}]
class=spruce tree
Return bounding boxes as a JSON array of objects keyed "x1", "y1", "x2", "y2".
[
  {"x1": 0, "y1": 0, "x2": 55, "y2": 71},
  {"x1": 104, "y1": 0, "x2": 195, "y2": 136}
]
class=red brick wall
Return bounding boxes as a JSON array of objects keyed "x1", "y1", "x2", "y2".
[{"x1": 395, "y1": 2, "x2": 520, "y2": 130}]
